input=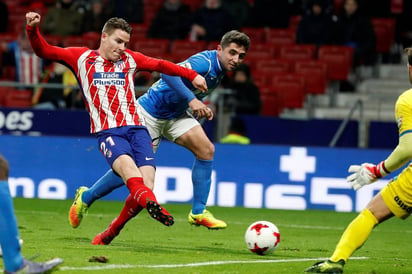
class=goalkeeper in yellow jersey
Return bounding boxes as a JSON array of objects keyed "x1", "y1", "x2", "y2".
[{"x1": 305, "y1": 47, "x2": 412, "y2": 273}]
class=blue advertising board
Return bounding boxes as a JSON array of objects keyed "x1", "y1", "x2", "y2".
[
  {"x1": 0, "y1": 107, "x2": 398, "y2": 148},
  {"x1": 0, "y1": 135, "x2": 397, "y2": 212}
]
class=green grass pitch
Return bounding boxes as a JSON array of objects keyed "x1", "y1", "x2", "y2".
[{"x1": 3, "y1": 198, "x2": 412, "y2": 273}]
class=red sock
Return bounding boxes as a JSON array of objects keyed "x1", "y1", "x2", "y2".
[
  {"x1": 126, "y1": 177, "x2": 157, "y2": 208},
  {"x1": 109, "y1": 194, "x2": 143, "y2": 235}
]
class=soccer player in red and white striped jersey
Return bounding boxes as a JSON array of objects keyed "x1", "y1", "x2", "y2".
[{"x1": 25, "y1": 11, "x2": 208, "y2": 233}]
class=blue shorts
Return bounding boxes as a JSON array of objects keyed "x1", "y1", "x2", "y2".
[{"x1": 96, "y1": 126, "x2": 155, "y2": 168}]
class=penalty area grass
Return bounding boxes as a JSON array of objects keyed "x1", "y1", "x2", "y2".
[{"x1": 3, "y1": 198, "x2": 412, "y2": 273}]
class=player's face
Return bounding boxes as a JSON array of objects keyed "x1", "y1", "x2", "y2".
[
  {"x1": 217, "y1": 42, "x2": 247, "y2": 71},
  {"x1": 409, "y1": 64, "x2": 412, "y2": 85},
  {"x1": 100, "y1": 29, "x2": 130, "y2": 62}
]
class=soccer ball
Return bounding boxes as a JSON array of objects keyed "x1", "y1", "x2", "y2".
[{"x1": 245, "y1": 221, "x2": 280, "y2": 255}]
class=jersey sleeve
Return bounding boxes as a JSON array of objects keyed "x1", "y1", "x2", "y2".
[
  {"x1": 128, "y1": 50, "x2": 198, "y2": 81},
  {"x1": 26, "y1": 25, "x2": 85, "y2": 70},
  {"x1": 382, "y1": 89, "x2": 412, "y2": 172},
  {"x1": 162, "y1": 73, "x2": 196, "y2": 103},
  {"x1": 185, "y1": 53, "x2": 212, "y2": 77}
]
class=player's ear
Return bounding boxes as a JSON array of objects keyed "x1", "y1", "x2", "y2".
[{"x1": 101, "y1": 32, "x2": 108, "y2": 41}]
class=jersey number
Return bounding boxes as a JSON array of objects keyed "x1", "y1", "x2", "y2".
[{"x1": 100, "y1": 136, "x2": 115, "y2": 158}]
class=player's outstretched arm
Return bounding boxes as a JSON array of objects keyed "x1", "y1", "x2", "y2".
[{"x1": 347, "y1": 133, "x2": 412, "y2": 191}]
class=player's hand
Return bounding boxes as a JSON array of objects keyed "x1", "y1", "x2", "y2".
[
  {"x1": 192, "y1": 75, "x2": 208, "y2": 93},
  {"x1": 347, "y1": 163, "x2": 386, "y2": 190},
  {"x1": 189, "y1": 98, "x2": 213, "y2": 120},
  {"x1": 26, "y1": 12, "x2": 41, "y2": 27}
]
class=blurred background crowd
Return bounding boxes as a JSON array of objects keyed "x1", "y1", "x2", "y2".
[{"x1": 0, "y1": 0, "x2": 410, "y2": 129}]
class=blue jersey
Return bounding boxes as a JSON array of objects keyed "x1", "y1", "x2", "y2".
[{"x1": 138, "y1": 50, "x2": 225, "y2": 119}]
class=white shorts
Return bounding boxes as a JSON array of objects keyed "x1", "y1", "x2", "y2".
[{"x1": 138, "y1": 102, "x2": 200, "y2": 152}]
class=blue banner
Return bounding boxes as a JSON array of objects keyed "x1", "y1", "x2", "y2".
[
  {"x1": 0, "y1": 107, "x2": 90, "y2": 136},
  {"x1": 0, "y1": 135, "x2": 397, "y2": 212},
  {"x1": 0, "y1": 107, "x2": 398, "y2": 149}
]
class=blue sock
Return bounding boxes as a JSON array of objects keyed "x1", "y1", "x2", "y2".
[
  {"x1": 0, "y1": 181, "x2": 24, "y2": 272},
  {"x1": 191, "y1": 159, "x2": 213, "y2": 214},
  {"x1": 82, "y1": 169, "x2": 124, "y2": 206}
]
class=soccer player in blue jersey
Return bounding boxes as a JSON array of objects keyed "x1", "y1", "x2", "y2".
[
  {"x1": 69, "y1": 30, "x2": 250, "y2": 244},
  {"x1": 0, "y1": 154, "x2": 63, "y2": 273}
]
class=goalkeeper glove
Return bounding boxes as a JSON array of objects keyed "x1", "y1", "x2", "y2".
[{"x1": 347, "y1": 161, "x2": 389, "y2": 191}]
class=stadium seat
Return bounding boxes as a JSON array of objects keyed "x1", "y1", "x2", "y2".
[
  {"x1": 82, "y1": 32, "x2": 101, "y2": 49},
  {"x1": 131, "y1": 38, "x2": 170, "y2": 58},
  {"x1": 245, "y1": 43, "x2": 278, "y2": 69},
  {"x1": 43, "y1": 35, "x2": 63, "y2": 47},
  {"x1": 271, "y1": 73, "x2": 306, "y2": 109},
  {"x1": 207, "y1": 40, "x2": 220, "y2": 50},
  {"x1": 278, "y1": 44, "x2": 317, "y2": 61},
  {"x1": 371, "y1": 18, "x2": 396, "y2": 54},
  {"x1": 170, "y1": 40, "x2": 207, "y2": 62},
  {"x1": 63, "y1": 35, "x2": 85, "y2": 47},
  {"x1": 182, "y1": 0, "x2": 204, "y2": 11},
  {"x1": 288, "y1": 15, "x2": 302, "y2": 32},
  {"x1": 253, "y1": 59, "x2": 292, "y2": 79},
  {"x1": 260, "y1": 92, "x2": 284, "y2": 117},
  {"x1": 129, "y1": 24, "x2": 149, "y2": 45},
  {"x1": 244, "y1": 50, "x2": 276, "y2": 69},
  {"x1": 241, "y1": 27, "x2": 266, "y2": 43},
  {"x1": 252, "y1": 74, "x2": 271, "y2": 91},
  {"x1": 0, "y1": 67, "x2": 16, "y2": 81},
  {"x1": 250, "y1": 43, "x2": 277, "y2": 59},
  {"x1": 0, "y1": 87, "x2": 12, "y2": 106},
  {"x1": 317, "y1": 45, "x2": 354, "y2": 81},
  {"x1": 143, "y1": 5, "x2": 159, "y2": 25},
  {"x1": 7, "y1": 13, "x2": 25, "y2": 33},
  {"x1": 334, "y1": 0, "x2": 344, "y2": 15},
  {"x1": 4, "y1": 89, "x2": 32, "y2": 108},
  {"x1": 294, "y1": 60, "x2": 328, "y2": 95},
  {"x1": 0, "y1": 33, "x2": 18, "y2": 44},
  {"x1": 265, "y1": 28, "x2": 296, "y2": 46}
]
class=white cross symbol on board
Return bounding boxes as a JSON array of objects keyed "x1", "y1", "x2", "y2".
[{"x1": 280, "y1": 147, "x2": 316, "y2": 181}]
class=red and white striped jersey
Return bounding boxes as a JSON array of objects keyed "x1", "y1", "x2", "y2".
[
  {"x1": 18, "y1": 50, "x2": 42, "y2": 85},
  {"x1": 26, "y1": 26, "x2": 197, "y2": 134}
]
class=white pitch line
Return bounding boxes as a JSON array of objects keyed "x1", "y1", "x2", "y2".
[{"x1": 59, "y1": 257, "x2": 368, "y2": 271}]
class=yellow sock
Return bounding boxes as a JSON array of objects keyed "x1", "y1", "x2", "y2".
[{"x1": 330, "y1": 208, "x2": 378, "y2": 263}]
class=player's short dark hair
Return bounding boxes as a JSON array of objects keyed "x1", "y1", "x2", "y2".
[
  {"x1": 102, "y1": 17, "x2": 132, "y2": 36},
  {"x1": 221, "y1": 30, "x2": 250, "y2": 51},
  {"x1": 405, "y1": 47, "x2": 412, "y2": 66}
]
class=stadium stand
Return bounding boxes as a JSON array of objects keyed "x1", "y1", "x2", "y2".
[{"x1": 0, "y1": 0, "x2": 408, "y2": 124}]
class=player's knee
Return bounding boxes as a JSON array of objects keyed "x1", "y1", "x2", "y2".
[
  {"x1": 0, "y1": 155, "x2": 9, "y2": 180},
  {"x1": 198, "y1": 142, "x2": 215, "y2": 160}
]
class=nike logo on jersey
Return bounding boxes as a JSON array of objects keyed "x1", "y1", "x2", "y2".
[{"x1": 145, "y1": 157, "x2": 154, "y2": 161}]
